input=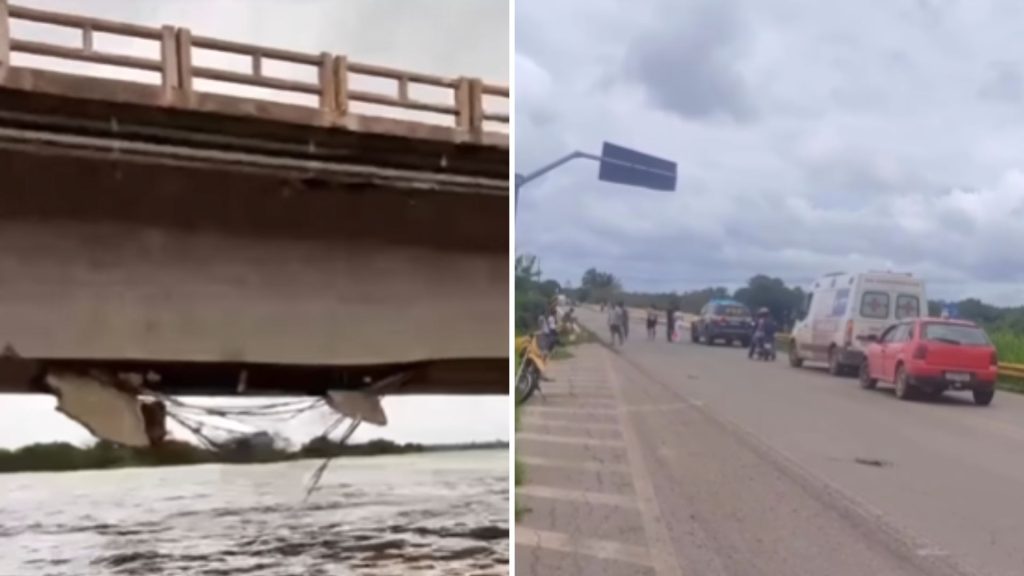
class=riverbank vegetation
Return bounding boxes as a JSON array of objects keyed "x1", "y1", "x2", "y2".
[
  {"x1": 0, "y1": 437, "x2": 508, "y2": 474},
  {"x1": 515, "y1": 254, "x2": 559, "y2": 334}
]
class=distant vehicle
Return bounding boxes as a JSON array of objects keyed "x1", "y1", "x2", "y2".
[
  {"x1": 691, "y1": 299, "x2": 754, "y2": 346},
  {"x1": 859, "y1": 318, "x2": 997, "y2": 406},
  {"x1": 788, "y1": 271, "x2": 927, "y2": 376}
]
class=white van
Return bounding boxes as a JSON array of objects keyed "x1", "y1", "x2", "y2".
[{"x1": 788, "y1": 271, "x2": 927, "y2": 376}]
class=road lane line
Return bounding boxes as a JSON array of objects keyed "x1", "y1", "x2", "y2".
[
  {"x1": 516, "y1": 526, "x2": 653, "y2": 567},
  {"x1": 518, "y1": 485, "x2": 640, "y2": 509},
  {"x1": 604, "y1": 351, "x2": 684, "y2": 576},
  {"x1": 518, "y1": 455, "x2": 631, "y2": 473},
  {"x1": 516, "y1": 432, "x2": 625, "y2": 448}
]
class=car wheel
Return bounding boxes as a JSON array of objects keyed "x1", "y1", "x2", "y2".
[
  {"x1": 894, "y1": 365, "x2": 912, "y2": 401},
  {"x1": 859, "y1": 360, "x2": 877, "y2": 389},
  {"x1": 788, "y1": 342, "x2": 803, "y2": 368},
  {"x1": 973, "y1": 389, "x2": 995, "y2": 406},
  {"x1": 827, "y1": 348, "x2": 843, "y2": 377}
]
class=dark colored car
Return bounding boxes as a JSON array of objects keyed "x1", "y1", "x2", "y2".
[
  {"x1": 860, "y1": 318, "x2": 998, "y2": 406},
  {"x1": 691, "y1": 300, "x2": 754, "y2": 346}
]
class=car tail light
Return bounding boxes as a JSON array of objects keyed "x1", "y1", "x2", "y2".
[
  {"x1": 913, "y1": 343, "x2": 928, "y2": 360},
  {"x1": 991, "y1": 350, "x2": 999, "y2": 367},
  {"x1": 844, "y1": 320, "x2": 853, "y2": 346}
]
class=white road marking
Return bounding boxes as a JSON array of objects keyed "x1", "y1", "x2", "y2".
[
  {"x1": 518, "y1": 485, "x2": 640, "y2": 509},
  {"x1": 623, "y1": 401, "x2": 694, "y2": 413},
  {"x1": 523, "y1": 406, "x2": 618, "y2": 416},
  {"x1": 518, "y1": 417, "x2": 622, "y2": 431},
  {"x1": 518, "y1": 455, "x2": 631, "y2": 473},
  {"x1": 516, "y1": 432, "x2": 625, "y2": 448},
  {"x1": 516, "y1": 526, "x2": 653, "y2": 567}
]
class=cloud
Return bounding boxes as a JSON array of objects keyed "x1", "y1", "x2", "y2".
[
  {"x1": 516, "y1": 0, "x2": 1024, "y2": 306},
  {"x1": 623, "y1": 0, "x2": 756, "y2": 122}
]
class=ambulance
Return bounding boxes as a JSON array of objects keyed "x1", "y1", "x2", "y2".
[{"x1": 788, "y1": 271, "x2": 927, "y2": 376}]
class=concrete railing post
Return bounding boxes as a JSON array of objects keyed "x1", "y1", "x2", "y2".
[
  {"x1": 0, "y1": 0, "x2": 10, "y2": 83},
  {"x1": 332, "y1": 55, "x2": 349, "y2": 116},
  {"x1": 455, "y1": 77, "x2": 471, "y2": 131},
  {"x1": 175, "y1": 27, "x2": 193, "y2": 103},
  {"x1": 159, "y1": 25, "x2": 179, "y2": 104},
  {"x1": 317, "y1": 51, "x2": 335, "y2": 120},
  {"x1": 468, "y1": 77, "x2": 484, "y2": 140}
]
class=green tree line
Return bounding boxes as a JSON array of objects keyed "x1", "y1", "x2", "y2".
[
  {"x1": 0, "y1": 436, "x2": 508, "y2": 474},
  {"x1": 515, "y1": 254, "x2": 560, "y2": 333},
  {"x1": 555, "y1": 266, "x2": 1024, "y2": 361}
]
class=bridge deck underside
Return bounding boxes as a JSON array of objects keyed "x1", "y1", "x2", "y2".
[{"x1": 0, "y1": 129, "x2": 508, "y2": 396}]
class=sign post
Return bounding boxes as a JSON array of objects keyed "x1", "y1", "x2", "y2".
[{"x1": 515, "y1": 142, "x2": 677, "y2": 212}]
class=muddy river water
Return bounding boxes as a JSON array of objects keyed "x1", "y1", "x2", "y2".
[{"x1": 0, "y1": 449, "x2": 508, "y2": 575}]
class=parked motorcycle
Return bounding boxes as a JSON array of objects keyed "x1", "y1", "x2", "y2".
[{"x1": 515, "y1": 334, "x2": 547, "y2": 404}]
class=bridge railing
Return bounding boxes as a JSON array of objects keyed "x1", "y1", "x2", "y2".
[{"x1": 0, "y1": 1, "x2": 508, "y2": 141}]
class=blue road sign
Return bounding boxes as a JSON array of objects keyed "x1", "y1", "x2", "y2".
[
  {"x1": 943, "y1": 303, "x2": 959, "y2": 319},
  {"x1": 598, "y1": 142, "x2": 677, "y2": 191}
]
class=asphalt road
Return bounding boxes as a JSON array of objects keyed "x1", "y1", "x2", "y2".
[{"x1": 574, "y1": 306, "x2": 1024, "y2": 576}]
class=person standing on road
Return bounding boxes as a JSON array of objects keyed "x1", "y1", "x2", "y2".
[
  {"x1": 621, "y1": 302, "x2": 630, "y2": 341},
  {"x1": 608, "y1": 303, "x2": 625, "y2": 346},
  {"x1": 666, "y1": 308, "x2": 676, "y2": 342},
  {"x1": 646, "y1": 307, "x2": 658, "y2": 340}
]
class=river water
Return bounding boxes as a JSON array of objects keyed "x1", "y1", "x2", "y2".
[{"x1": 0, "y1": 449, "x2": 508, "y2": 576}]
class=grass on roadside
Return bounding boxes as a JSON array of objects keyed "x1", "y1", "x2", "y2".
[{"x1": 992, "y1": 330, "x2": 1024, "y2": 364}]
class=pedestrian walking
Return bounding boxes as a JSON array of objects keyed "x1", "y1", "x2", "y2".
[
  {"x1": 646, "y1": 307, "x2": 658, "y2": 340},
  {"x1": 666, "y1": 308, "x2": 676, "y2": 342},
  {"x1": 620, "y1": 302, "x2": 630, "y2": 341}
]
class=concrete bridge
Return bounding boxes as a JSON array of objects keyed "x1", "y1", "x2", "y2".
[{"x1": 0, "y1": 1, "x2": 508, "y2": 398}]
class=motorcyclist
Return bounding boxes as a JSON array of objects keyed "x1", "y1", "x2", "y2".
[{"x1": 749, "y1": 307, "x2": 777, "y2": 359}]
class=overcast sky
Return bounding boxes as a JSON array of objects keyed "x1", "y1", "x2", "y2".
[
  {"x1": 516, "y1": 0, "x2": 1024, "y2": 306},
  {"x1": 2, "y1": 0, "x2": 508, "y2": 449}
]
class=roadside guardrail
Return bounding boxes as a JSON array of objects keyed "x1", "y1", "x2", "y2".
[{"x1": 1000, "y1": 363, "x2": 1024, "y2": 379}]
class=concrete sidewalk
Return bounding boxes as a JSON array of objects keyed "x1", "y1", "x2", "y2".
[{"x1": 515, "y1": 343, "x2": 681, "y2": 576}]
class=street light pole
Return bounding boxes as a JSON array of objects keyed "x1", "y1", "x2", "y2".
[{"x1": 515, "y1": 147, "x2": 676, "y2": 212}]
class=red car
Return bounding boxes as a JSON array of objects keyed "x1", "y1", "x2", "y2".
[{"x1": 860, "y1": 318, "x2": 998, "y2": 406}]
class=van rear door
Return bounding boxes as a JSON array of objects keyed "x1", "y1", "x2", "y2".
[
  {"x1": 852, "y1": 275, "x2": 925, "y2": 348},
  {"x1": 853, "y1": 289, "x2": 896, "y2": 346}
]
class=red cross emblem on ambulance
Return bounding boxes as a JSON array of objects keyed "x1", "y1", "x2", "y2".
[
  {"x1": 865, "y1": 295, "x2": 886, "y2": 316},
  {"x1": 897, "y1": 300, "x2": 917, "y2": 318}
]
